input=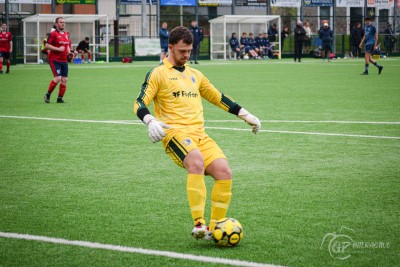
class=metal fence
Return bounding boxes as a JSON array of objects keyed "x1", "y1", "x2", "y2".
[{"x1": 9, "y1": 32, "x2": 399, "y2": 64}]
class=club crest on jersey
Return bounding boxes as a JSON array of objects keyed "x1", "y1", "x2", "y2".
[
  {"x1": 182, "y1": 138, "x2": 192, "y2": 146},
  {"x1": 190, "y1": 76, "x2": 196, "y2": 83}
]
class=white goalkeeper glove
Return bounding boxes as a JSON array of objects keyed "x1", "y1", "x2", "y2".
[
  {"x1": 143, "y1": 114, "x2": 170, "y2": 143},
  {"x1": 238, "y1": 108, "x2": 261, "y2": 134}
]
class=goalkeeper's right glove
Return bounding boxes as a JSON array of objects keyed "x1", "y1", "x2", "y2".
[
  {"x1": 238, "y1": 108, "x2": 261, "y2": 134},
  {"x1": 143, "y1": 114, "x2": 170, "y2": 143}
]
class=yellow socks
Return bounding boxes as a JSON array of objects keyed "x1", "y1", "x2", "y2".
[
  {"x1": 187, "y1": 174, "x2": 206, "y2": 225},
  {"x1": 210, "y1": 179, "x2": 232, "y2": 231}
]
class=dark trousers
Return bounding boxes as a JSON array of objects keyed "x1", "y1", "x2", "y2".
[
  {"x1": 352, "y1": 45, "x2": 361, "y2": 57},
  {"x1": 190, "y1": 44, "x2": 200, "y2": 62},
  {"x1": 294, "y1": 41, "x2": 303, "y2": 61}
]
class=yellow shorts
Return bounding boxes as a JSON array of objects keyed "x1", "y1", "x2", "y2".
[{"x1": 162, "y1": 130, "x2": 226, "y2": 169}]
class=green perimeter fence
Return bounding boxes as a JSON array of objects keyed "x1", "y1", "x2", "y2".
[{"x1": 10, "y1": 32, "x2": 399, "y2": 64}]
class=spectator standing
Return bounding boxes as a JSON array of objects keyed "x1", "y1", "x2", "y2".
[
  {"x1": 318, "y1": 22, "x2": 333, "y2": 61},
  {"x1": 189, "y1": 20, "x2": 203, "y2": 64},
  {"x1": 384, "y1": 23, "x2": 396, "y2": 54},
  {"x1": 351, "y1": 22, "x2": 363, "y2": 57},
  {"x1": 280, "y1": 25, "x2": 289, "y2": 51},
  {"x1": 293, "y1": 21, "x2": 306, "y2": 62},
  {"x1": 0, "y1": 23, "x2": 12, "y2": 74},
  {"x1": 229, "y1": 32, "x2": 242, "y2": 59},
  {"x1": 159, "y1": 22, "x2": 169, "y2": 62},
  {"x1": 76, "y1": 37, "x2": 92, "y2": 63},
  {"x1": 268, "y1": 24, "x2": 278, "y2": 42},
  {"x1": 303, "y1": 21, "x2": 312, "y2": 52}
]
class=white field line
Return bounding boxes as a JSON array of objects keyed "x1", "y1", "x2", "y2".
[
  {"x1": 205, "y1": 120, "x2": 400, "y2": 125},
  {"x1": 1, "y1": 115, "x2": 399, "y2": 140},
  {"x1": 0, "y1": 232, "x2": 283, "y2": 267}
]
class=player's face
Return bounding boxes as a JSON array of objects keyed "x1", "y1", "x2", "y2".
[
  {"x1": 169, "y1": 40, "x2": 192, "y2": 67},
  {"x1": 162, "y1": 23, "x2": 167, "y2": 29},
  {"x1": 365, "y1": 20, "x2": 370, "y2": 26},
  {"x1": 1, "y1": 24, "x2": 6, "y2": 32},
  {"x1": 56, "y1": 19, "x2": 65, "y2": 31}
]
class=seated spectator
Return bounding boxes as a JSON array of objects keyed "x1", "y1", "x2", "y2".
[
  {"x1": 240, "y1": 32, "x2": 259, "y2": 59},
  {"x1": 260, "y1": 33, "x2": 274, "y2": 59},
  {"x1": 255, "y1": 33, "x2": 262, "y2": 53},
  {"x1": 229, "y1": 33, "x2": 242, "y2": 59},
  {"x1": 373, "y1": 43, "x2": 382, "y2": 57},
  {"x1": 76, "y1": 37, "x2": 92, "y2": 63},
  {"x1": 248, "y1": 33, "x2": 260, "y2": 55}
]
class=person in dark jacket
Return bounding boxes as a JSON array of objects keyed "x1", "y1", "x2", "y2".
[
  {"x1": 280, "y1": 25, "x2": 289, "y2": 50},
  {"x1": 318, "y1": 22, "x2": 333, "y2": 61},
  {"x1": 229, "y1": 33, "x2": 242, "y2": 59},
  {"x1": 351, "y1": 22, "x2": 363, "y2": 57},
  {"x1": 293, "y1": 21, "x2": 306, "y2": 62},
  {"x1": 159, "y1": 22, "x2": 169, "y2": 62},
  {"x1": 189, "y1": 20, "x2": 203, "y2": 64},
  {"x1": 268, "y1": 24, "x2": 278, "y2": 42},
  {"x1": 384, "y1": 23, "x2": 396, "y2": 54}
]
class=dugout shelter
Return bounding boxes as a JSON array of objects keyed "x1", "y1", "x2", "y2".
[
  {"x1": 209, "y1": 15, "x2": 281, "y2": 60},
  {"x1": 22, "y1": 14, "x2": 109, "y2": 64}
]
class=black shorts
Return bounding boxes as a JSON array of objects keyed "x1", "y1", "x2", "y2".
[
  {"x1": 0, "y1": 52, "x2": 10, "y2": 60},
  {"x1": 49, "y1": 60, "x2": 68, "y2": 77},
  {"x1": 365, "y1": 44, "x2": 374, "y2": 54},
  {"x1": 77, "y1": 48, "x2": 89, "y2": 53},
  {"x1": 322, "y1": 43, "x2": 332, "y2": 51}
]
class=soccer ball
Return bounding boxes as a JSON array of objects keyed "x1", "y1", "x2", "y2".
[
  {"x1": 212, "y1": 218, "x2": 243, "y2": 247},
  {"x1": 243, "y1": 55, "x2": 249, "y2": 60}
]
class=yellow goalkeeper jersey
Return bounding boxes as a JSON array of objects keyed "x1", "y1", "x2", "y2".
[{"x1": 133, "y1": 58, "x2": 241, "y2": 139}]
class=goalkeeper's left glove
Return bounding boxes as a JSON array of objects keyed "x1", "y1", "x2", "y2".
[{"x1": 238, "y1": 108, "x2": 261, "y2": 134}]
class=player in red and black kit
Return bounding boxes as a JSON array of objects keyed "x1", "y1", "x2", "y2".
[
  {"x1": 43, "y1": 17, "x2": 74, "y2": 103},
  {"x1": 0, "y1": 23, "x2": 12, "y2": 74}
]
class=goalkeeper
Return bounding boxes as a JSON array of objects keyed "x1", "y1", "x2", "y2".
[{"x1": 133, "y1": 26, "x2": 261, "y2": 241}]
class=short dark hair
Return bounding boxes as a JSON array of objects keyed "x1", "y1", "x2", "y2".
[
  {"x1": 364, "y1": 17, "x2": 371, "y2": 21},
  {"x1": 85, "y1": 37, "x2": 89, "y2": 41},
  {"x1": 168, "y1": 26, "x2": 193, "y2": 45}
]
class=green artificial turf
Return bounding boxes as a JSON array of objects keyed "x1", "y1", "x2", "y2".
[{"x1": 0, "y1": 58, "x2": 399, "y2": 267}]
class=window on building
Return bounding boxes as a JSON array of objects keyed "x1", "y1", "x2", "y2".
[
  {"x1": 378, "y1": 9, "x2": 389, "y2": 32},
  {"x1": 63, "y1": 4, "x2": 72, "y2": 14},
  {"x1": 320, "y1": 6, "x2": 331, "y2": 22},
  {"x1": 367, "y1": 7, "x2": 376, "y2": 20},
  {"x1": 120, "y1": 4, "x2": 127, "y2": 15},
  {"x1": 9, "y1": 4, "x2": 20, "y2": 12},
  {"x1": 350, "y1": 7, "x2": 363, "y2": 29}
]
